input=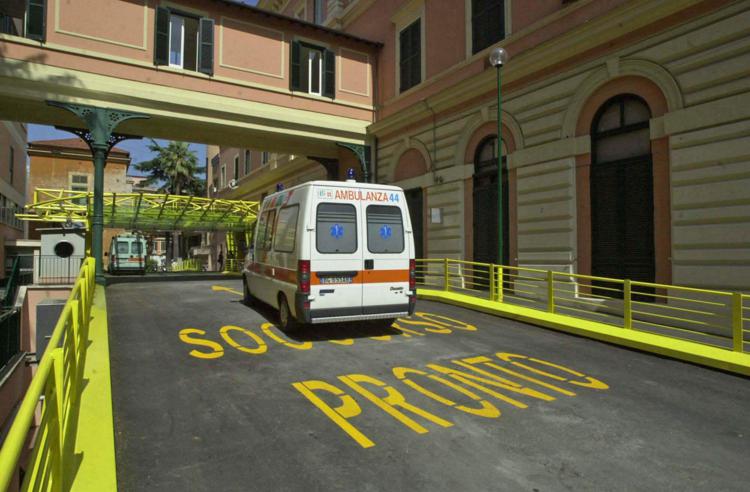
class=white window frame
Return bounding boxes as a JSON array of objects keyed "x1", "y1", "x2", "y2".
[
  {"x1": 220, "y1": 164, "x2": 226, "y2": 188},
  {"x1": 393, "y1": 0, "x2": 425, "y2": 96},
  {"x1": 464, "y1": 0, "x2": 512, "y2": 59},
  {"x1": 233, "y1": 154, "x2": 240, "y2": 180},
  {"x1": 262, "y1": 152, "x2": 269, "y2": 166},
  {"x1": 168, "y1": 14, "x2": 185, "y2": 69},
  {"x1": 69, "y1": 173, "x2": 90, "y2": 206},
  {"x1": 307, "y1": 49, "x2": 323, "y2": 96},
  {"x1": 168, "y1": 12, "x2": 200, "y2": 70}
]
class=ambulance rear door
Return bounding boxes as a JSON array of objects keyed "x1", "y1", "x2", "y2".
[
  {"x1": 309, "y1": 186, "x2": 364, "y2": 318},
  {"x1": 361, "y1": 189, "x2": 411, "y2": 315}
]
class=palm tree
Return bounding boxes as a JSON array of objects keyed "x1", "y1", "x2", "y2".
[
  {"x1": 135, "y1": 140, "x2": 206, "y2": 260},
  {"x1": 135, "y1": 140, "x2": 205, "y2": 195}
]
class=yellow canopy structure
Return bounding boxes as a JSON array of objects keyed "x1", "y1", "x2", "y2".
[{"x1": 18, "y1": 189, "x2": 259, "y2": 232}]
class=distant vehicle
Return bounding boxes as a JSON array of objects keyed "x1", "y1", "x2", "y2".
[
  {"x1": 108, "y1": 234, "x2": 147, "y2": 275},
  {"x1": 244, "y1": 173, "x2": 416, "y2": 330}
]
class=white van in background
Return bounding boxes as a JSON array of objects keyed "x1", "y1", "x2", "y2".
[
  {"x1": 108, "y1": 233, "x2": 147, "y2": 275},
  {"x1": 243, "y1": 177, "x2": 416, "y2": 330}
]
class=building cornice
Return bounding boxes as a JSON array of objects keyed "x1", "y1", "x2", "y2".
[{"x1": 27, "y1": 147, "x2": 131, "y2": 165}]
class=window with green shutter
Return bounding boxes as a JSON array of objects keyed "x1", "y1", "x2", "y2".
[
  {"x1": 154, "y1": 7, "x2": 213, "y2": 75},
  {"x1": 1, "y1": 0, "x2": 45, "y2": 41},
  {"x1": 471, "y1": 0, "x2": 504, "y2": 54},
  {"x1": 26, "y1": 0, "x2": 46, "y2": 41},
  {"x1": 290, "y1": 41, "x2": 335, "y2": 98},
  {"x1": 399, "y1": 19, "x2": 421, "y2": 93}
]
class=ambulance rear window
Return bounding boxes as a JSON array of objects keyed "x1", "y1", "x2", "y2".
[
  {"x1": 366, "y1": 205, "x2": 404, "y2": 254},
  {"x1": 131, "y1": 242, "x2": 143, "y2": 255},
  {"x1": 117, "y1": 242, "x2": 129, "y2": 255},
  {"x1": 316, "y1": 203, "x2": 357, "y2": 254}
]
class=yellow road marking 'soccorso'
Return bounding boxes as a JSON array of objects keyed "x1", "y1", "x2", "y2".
[
  {"x1": 292, "y1": 352, "x2": 608, "y2": 449},
  {"x1": 177, "y1": 312, "x2": 478, "y2": 359}
]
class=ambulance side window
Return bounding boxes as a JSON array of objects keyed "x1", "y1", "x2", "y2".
[
  {"x1": 316, "y1": 203, "x2": 357, "y2": 254},
  {"x1": 366, "y1": 205, "x2": 405, "y2": 254},
  {"x1": 263, "y1": 209, "x2": 277, "y2": 251},
  {"x1": 274, "y1": 205, "x2": 299, "y2": 253},
  {"x1": 255, "y1": 211, "x2": 269, "y2": 251},
  {"x1": 256, "y1": 209, "x2": 276, "y2": 252}
]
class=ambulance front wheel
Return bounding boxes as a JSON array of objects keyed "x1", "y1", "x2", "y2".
[{"x1": 278, "y1": 294, "x2": 300, "y2": 332}]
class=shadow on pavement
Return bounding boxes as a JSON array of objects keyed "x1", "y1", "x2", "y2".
[{"x1": 240, "y1": 298, "x2": 403, "y2": 342}]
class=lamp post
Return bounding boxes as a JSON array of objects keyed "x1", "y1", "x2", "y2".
[{"x1": 489, "y1": 47, "x2": 508, "y2": 267}]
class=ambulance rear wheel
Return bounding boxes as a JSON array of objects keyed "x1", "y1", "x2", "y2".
[{"x1": 278, "y1": 295, "x2": 299, "y2": 332}]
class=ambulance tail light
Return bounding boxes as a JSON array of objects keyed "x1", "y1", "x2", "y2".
[
  {"x1": 298, "y1": 260, "x2": 311, "y2": 294},
  {"x1": 409, "y1": 259, "x2": 416, "y2": 291}
]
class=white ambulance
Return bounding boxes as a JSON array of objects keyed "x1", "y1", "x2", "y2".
[{"x1": 243, "y1": 176, "x2": 416, "y2": 330}]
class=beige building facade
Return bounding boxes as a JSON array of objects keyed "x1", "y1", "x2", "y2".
[{"x1": 250, "y1": 0, "x2": 750, "y2": 292}]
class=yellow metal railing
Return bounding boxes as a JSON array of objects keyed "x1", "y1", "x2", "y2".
[
  {"x1": 415, "y1": 259, "x2": 749, "y2": 354},
  {"x1": 0, "y1": 258, "x2": 96, "y2": 491},
  {"x1": 169, "y1": 258, "x2": 202, "y2": 272},
  {"x1": 223, "y1": 258, "x2": 243, "y2": 273}
]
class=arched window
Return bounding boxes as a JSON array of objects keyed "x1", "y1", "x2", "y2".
[
  {"x1": 473, "y1": 136, "x2": 509, "y2": 266},
  {"x1": 590, "y1": 95, "x2": 654, "y2": 285}
]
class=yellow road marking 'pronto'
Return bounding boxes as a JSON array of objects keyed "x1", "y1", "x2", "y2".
[{"x1": 292, "y1": 351, "x2": 608, "y2": 449}]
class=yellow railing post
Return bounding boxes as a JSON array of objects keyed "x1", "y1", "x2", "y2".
[
  {"x1": 443, "y1": 258, "x2": 449, "y2": 291},
  {"x1": 732, "y1": 293, "x2": 743, "y2": 352},
  {"x1": 623, "y1": 280, "x2": 632, "y2": 329},
  {"x1": 497, "y1": 265, "x2": 503, "y2": 302},
  {"x1": 52, "y1": 348, "x2": 65, "y2": 491},
  {"x1": 488, "y1": 264, "x2": 495, "y2": 301},
  {"x1": 547, "y1": 270, "x2": 554, "y2": 313}
]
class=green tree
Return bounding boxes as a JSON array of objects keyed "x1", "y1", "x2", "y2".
[{"x1": 134, "y1": 140, "x2": 206, "y2": 261}]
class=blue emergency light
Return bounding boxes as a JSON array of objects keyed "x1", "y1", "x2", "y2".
[
  {"x1": 346, "y1": 168, "x2": 356, "y2": 181},
  {"x1": 276, "y1": 183, "x2": 284, "y2": 192}
]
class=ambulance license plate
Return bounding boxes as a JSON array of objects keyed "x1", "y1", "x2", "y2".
[{"x1": 320, "y1": 276, "x2": 352, "y2": 284}]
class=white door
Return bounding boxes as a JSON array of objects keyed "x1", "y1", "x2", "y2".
[
  {"x1": 361, "y1": 199, "x2": 411, "y2": 314},
  {"x1": 309, "y1": 194, "x2": 364, "y2": 318}
]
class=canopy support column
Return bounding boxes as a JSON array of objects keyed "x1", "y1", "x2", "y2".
[{"x1": 48, "y1": 102, "x2": 148, "y2": 284}]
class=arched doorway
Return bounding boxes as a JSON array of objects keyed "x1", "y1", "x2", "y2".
[
  {"x1": 473, "y1": 136, "x2": 509, "y2": 266},
  {"x1": 590, "y1": 94, "x2": 654, "y2": 283}
]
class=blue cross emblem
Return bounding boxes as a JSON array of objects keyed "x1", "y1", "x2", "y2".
[
  {"x1": 379, "y1": 225, "x2": 392, "y2": 240},
  {"x1": 330, "y1": 224, "x2": 344, "y2": 239}
]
